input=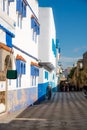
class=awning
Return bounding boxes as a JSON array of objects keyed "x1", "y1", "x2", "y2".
[
  {"x1": 31, "y1": 61, "x2": 39, "y2": 67},
  {"x1": 0, "y1": 42, "x2": 12, "y2": 52},
  {"x1": 38, "y1": 62, "x2": 55, "y2": 71},
  {"x1": 16, "y1": 54, "x2": 26, "y2": 62}
]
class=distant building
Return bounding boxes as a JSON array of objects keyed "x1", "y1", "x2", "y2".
[{"x1": 83, "y1": 51, "x2": 87, "y2": 69}]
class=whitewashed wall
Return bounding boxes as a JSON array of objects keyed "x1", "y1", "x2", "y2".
[
  {"x1": 38, "y1": 7, "x2": 56, "y2": 84},
  {"x1": 38, "y1": 7, "x2": 56, "y2": 66},
  {"x1": 0, "y1": 0, "x2": 39, "y2": 90}
]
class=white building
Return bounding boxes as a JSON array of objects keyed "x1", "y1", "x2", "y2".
[
  {"x1": 0, "y1": 0, "x2": 40, "y2": 114},
  {"x1": 38, "y1": 8, "x2": 59, "y2": 101},
  {"x1": 0, "y1": 0, "x2": 60, "y2": 114}
]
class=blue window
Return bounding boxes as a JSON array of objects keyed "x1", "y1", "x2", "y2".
[
  {"x1": 16, "y1": 0, "x2": 22, "y2": 14},
  {"x1": 22, "y1": 2, "x2": 26, "y2": 17},
  {"x1": 31, "y1": 16, "x2": 40, "y2": 35},
  {"x1": 30, "y1": 65, "x2": 39, "y2": 76},
  {"x1": 16, "y1": 60, "x2": 26, "y2": 75},
  {"x1": 16, "y1": 0, "x2": 27, "y2": 17},
  {"x1": 6, "y1": 33, "x2": 12, "y2": 48},
  {"x1": 45, "y1": 71, "x2": 48, "y2": 80},
  {"x1": 31, "y1": 18, "x2": 35, "y2": 28}
]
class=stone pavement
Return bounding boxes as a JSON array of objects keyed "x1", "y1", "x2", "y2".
[{"x1": 0, "y1": 92, "x2": 87, "y2": 130}]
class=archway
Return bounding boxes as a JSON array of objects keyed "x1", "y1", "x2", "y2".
[{"x1": 4, "y1": 55, "x2": 12, "y2": 71}]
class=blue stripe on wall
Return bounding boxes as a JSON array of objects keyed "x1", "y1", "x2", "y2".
[
  {"x1": 38, "y1": 82, "x2": 57, "y2": 103},
  {"x1": 38, "y1": 82, "x2": 48, "y2": 102},
  {"x1": 8, "y1": 87, "x2": 37, "y2": 112}
]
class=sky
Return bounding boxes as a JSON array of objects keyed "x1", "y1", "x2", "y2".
[{"x1": 38, "y1": 0, "x2": 87, "y2": 69}]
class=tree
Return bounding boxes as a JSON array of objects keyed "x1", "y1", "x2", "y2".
[{"x1": 68, "y1": 67, "x2": 76, "y2": 79}]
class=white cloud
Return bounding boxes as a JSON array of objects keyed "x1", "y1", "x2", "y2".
[
  {"x1": 59, "y1": 56, "x2": 82, "y2": 68},
  {"x1": 60, "y1": 56, "x2": 82, "y2": 62}
]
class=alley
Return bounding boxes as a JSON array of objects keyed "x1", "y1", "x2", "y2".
[{"x1": 0, "y1": 92, "x2": 87, "y2": 130}]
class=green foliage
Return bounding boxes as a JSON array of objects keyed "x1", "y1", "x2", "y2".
[{"x1": 68, "y1": 67, "x2": 76, "y2": 78}]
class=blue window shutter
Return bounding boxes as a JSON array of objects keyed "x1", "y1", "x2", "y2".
[
  {"x1": 31, "y1": 18, "x2": 35, "y2": 28},
  {"x1": 34, "y1": 22, "x2": 37, "y2": 32},
  {"x1": 21, "y1": 62, "x2": 23, "y2": 74},
  {"x1": 45, "y1": 71, "x2": 48, "y2": 80},
  {"x1": 31, "y1": 66, "x2": 39, "y2": 76},
  {"x1": 35, "y1": 68, "x2": 39, "y2": 76},
  {"x1": 16, "y1": 0, "x2": 22, "y2": 14},
  {"x1": 45, "y1": 71, "x2": 46, "y2": 79},
  {"x1": 22, "y1": 2, "x2": 26, "y2": 17},
  {"x1": 22, "y1": 62, "x2": 26, "y2": 74},
  {"x1": 16, "y1": 60, "x2": 26, "y2": 75},
  {"x1": 16, "y1": 60, "x2": 21, "y2": 74},
  {"x1": 31, "y1": 66, "x2": 35, "y2": 76},
  {"x1": 36, "y1": 25, "x2": 40, "y2": 35},
  {"x1": 16, "y1": 0, "x2": 20, "y2": 12},
  {"x1": 6, "y1": 33, "x2": 12, "y2": 48},
  {"x1": 52, "y1": 39, "x2": 56, "y2": 57},
  {"x1": 23, "y1": 64, "x2": 26, "y2": 74}
]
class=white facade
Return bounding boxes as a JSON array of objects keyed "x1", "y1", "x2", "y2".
[
  {"x1": 0, "y1": 0, "x2": 40, "y2": 113},
  {"x1": 0, "y1": 1, "x2": 59, "y2": 114},
  {"x1": 38, "y1": 8, "x2": 56, "y2": 64},
  {"x1": 38, "y1": 7, "x2": 56, "y2": 84}
]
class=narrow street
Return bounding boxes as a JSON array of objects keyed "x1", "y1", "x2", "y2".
[{"x1": 0, "y1": 92, "x2": 87, "y2": 130}]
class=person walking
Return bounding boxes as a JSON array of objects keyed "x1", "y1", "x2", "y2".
[{"x1": 46, "y1": 83, "x2": 52, "y2": 100}]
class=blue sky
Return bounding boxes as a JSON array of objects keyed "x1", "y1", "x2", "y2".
[{"x1": 38, "y1": 0, "x2": 87, "y2": 69}]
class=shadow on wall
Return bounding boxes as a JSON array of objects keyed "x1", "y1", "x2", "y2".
[{"x1": 35, "y1": 82, "x2": 57, "y2": 104}]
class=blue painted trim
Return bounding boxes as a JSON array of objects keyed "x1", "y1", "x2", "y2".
[
  {"x1": 38, "y1": 82, "x2": 48, "y2": 102},
  {"x1": 0, "y1": 24, "x2": 15, "y2": 37},
  {"x1": 8, "y1": 87, "x2": 37, "y2": 112},
  {"x1": 52, "y1": 38, "x2": 56, "y2": 57},
  {"x1": 6, "y1": 32, "x2": 12, "y2": 48},
  {"x1": 13, "y1": 44, "x2": 39, "y2": 61}
]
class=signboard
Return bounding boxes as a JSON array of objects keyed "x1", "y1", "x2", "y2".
[{"x1": 0, "y1": 71, "x2": 6, "y2": 81}]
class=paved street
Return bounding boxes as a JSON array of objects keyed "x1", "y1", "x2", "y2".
[{"x1": 0, "y1": 92, "x2": 87, "y2": 130}]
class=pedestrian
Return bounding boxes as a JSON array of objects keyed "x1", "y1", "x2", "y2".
[{"x1": 46, "y1": 83, "x2": 52, "y2": 100}]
